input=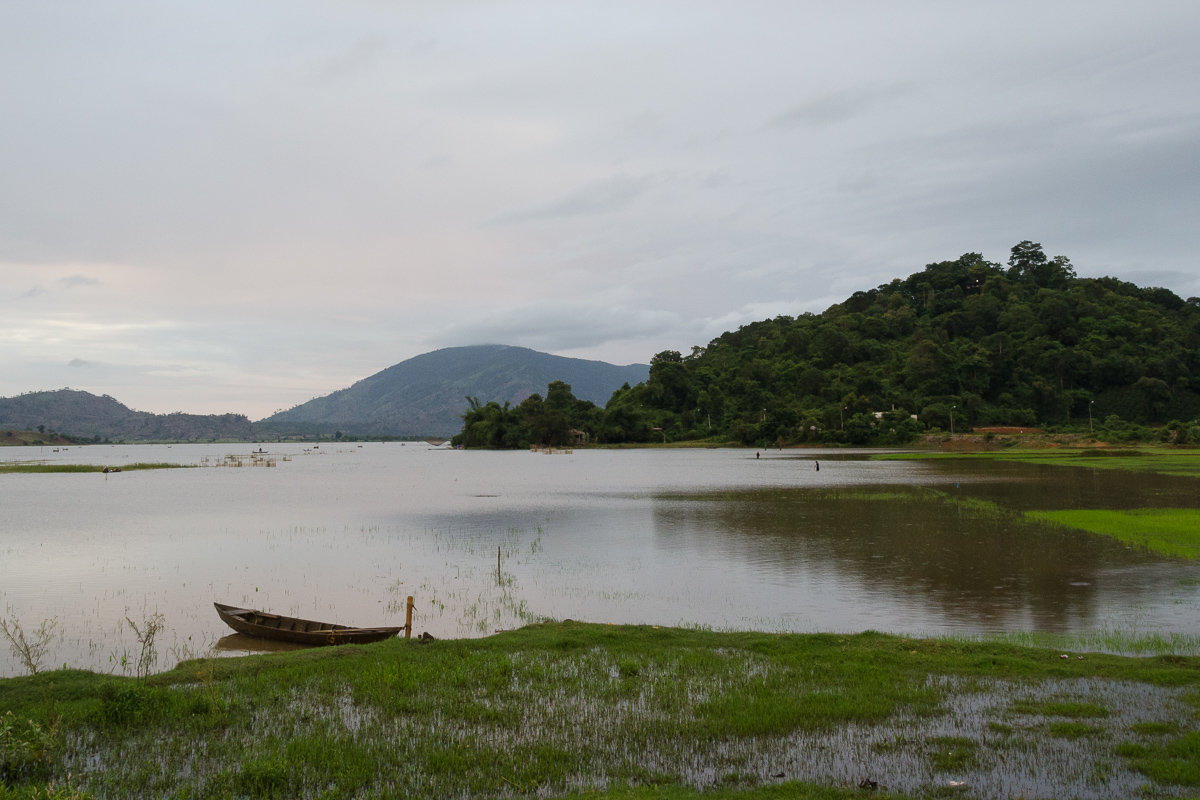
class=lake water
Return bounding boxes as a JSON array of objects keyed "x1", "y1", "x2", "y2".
[{"x1": 2, "y1": 443, "x2": 1198, "y2": 677}]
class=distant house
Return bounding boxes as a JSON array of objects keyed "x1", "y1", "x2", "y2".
[
  {"x1": 874, "y1": 411, "x2": 918, "y2": 421},
  {"x1": 569, "y1": 429, "x2": 589, "y2": 446}
]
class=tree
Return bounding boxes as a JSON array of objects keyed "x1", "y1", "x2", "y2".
[
  {"x1": 454, "y1": 397, "x2": 524, "y2": 448},
  {"x1": 644, "y1": 351, "x2": 695, "y2": 412},
  {"x1": 1007, "y1": 240, "x2": 1048, "y2": 278},
  {"x1": 1134, "y1": 376, "x2": 1171, "y2": 422},
  {"x1": 1008, "y1": 240, "x2": 1075, "y2": 288}
]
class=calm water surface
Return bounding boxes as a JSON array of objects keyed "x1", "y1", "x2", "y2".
[{"x1": 1, "y1": 443, "x2": 1197, "y2": 676}]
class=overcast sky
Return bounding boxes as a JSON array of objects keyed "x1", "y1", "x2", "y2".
[{"x1": 3, "y1": 1, "x2": 1198, "y2": 419}]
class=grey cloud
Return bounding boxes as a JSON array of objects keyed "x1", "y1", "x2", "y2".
[
  {"x1": 438, "y1": 302, "x2": 681, "y2": 354},
  {"x1": 299, "y1": 36, "x2": 389, "y2": 85},
  {"x1": 490, "y1": 174, "x2": 659, "y2": 224},
  {"x1": 60, "y1": 274, "x2": 101, "y2": 288},
  {"x1": 766, "y1": 84, "x2": 905, "y2": 130}
]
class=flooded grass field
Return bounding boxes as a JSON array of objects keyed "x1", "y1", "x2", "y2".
[
  {"x1": 4, "y1": 623, "x2": 1197, "y2": 800},
  {"x1": 2, "y1": 443, "x2": 1199, "y2": 678}
]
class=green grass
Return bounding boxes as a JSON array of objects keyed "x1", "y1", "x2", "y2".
[
  {"x1": 1048, "y1": 721, "x2": 1105, "y2": 739},
  {"x1": 1117, "y1": 731, "x2": 1200, "y2": 786},
  {"x1": 952, "y1": 628, "x2": 1200, "y2": 657},
  {"x1": 1026, "y1": 508, "x2": 1200, "y2": 559},
  {"x1": 1009, "y1": 698, "x2": 1110, "y2": 718},
  {"x1": 1, "y1": 623, "x2": 1199, "y2": 798},
  {"x1": 0, "y1": 463, "x2": 191, "y2": 474},
  {"x1": 559, "y1": 783, "x2": 902, "y2": 799},
  {"x1": 925, "y1": 736, "x2": 978, "y2": 771},
  {"x1": 873, "y1": 447, "x2": 1200, "y2": 477}
]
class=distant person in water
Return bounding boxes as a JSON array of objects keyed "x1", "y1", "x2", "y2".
[
  {"x1": 814, "y1": 460, "x2": 820, "y2": 471},
  {"x1": 756, "y1": 451, "x2": 760, "y2": 459}
]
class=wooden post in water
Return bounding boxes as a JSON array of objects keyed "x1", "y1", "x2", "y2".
[
  {"x1": 405, "y1": 596, "x2": 414, "y2": 640},
  {"x1": 497, "y1": 545, "x2": 501, "y2": 585}
]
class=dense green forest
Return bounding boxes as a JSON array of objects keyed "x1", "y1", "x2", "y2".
[{"x1": 454, "y1": 242, "x2": 1200, "y2": 448}]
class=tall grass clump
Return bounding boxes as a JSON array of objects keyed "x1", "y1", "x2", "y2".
[
  {"x1": 0, "y1": 617, "x2": 58, "y2": 676},
  {"x1": 124, "y1": 614, "x2": 165, "y2": 679}
]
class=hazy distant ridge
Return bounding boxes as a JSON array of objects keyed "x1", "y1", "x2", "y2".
[
  {"x1": 258, "y1": 345, "x2": 651, "y2": 437},
  {"x1": 0, "y1": 346, "x2": 649, "y2": 441},
  {"x1": 0, "y1": 389, "x2": 253, "y2": 441}
]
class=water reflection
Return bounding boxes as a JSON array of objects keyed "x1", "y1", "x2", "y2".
[
  {"x1": 650, "y1": 488, "x2": 1163, "y2": 634},
  {"x1": 213, "y1": 633, "x2": 307, "y2": 653},
  {"x1": 918, "y1": 459, "x2": 1200, "y2": 512}
]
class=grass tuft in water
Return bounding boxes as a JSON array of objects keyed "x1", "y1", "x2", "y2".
[
  {"x1": 926, "y1": 735, "x2": 978, "y2": 772},
  {"x1": 1117, "y1": 731, "x2": 1200, "y2": 786},
  {"x1": 1009, "y1": 698, "x2": 1109, "y2": 718},
  {"x1": 1048, "y1": 721, "x2": 1105, "y2": 739}
]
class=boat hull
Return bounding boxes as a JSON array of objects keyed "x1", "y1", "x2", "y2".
[{"x1": 213, "y1": 602, "x2": 402, "y2": 646}]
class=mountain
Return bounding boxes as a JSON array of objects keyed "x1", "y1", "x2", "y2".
[
  {"x1": 0, "y1": 389, "x2": 254, "y2": 442},
  {"x1": 0, "y1": 346, "x2": 650, "y2": 442},
  {"x1": 257, "y1": 345, "x2": 651, "y2": 437}
]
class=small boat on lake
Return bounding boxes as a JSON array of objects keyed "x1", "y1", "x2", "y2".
[{"x1": 213, "y1": 602, "x2": 402, "y2": 646}]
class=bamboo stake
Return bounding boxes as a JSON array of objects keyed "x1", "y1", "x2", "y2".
[{"x1": 405, "y1": 595, "x2": 414, "y2": 640}]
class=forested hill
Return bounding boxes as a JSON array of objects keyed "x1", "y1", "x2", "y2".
[
  {"x1": 623, "y1": 242, "x2": 1199, "y2": 444},
  {"x1": 456, "y1": 242, "x2": 1200, "y2": 448}
]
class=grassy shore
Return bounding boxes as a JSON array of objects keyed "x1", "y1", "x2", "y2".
[
  {"x1": 2, "y1": 623, "x2": 1198, "y2": 799},
  {"x1": 1027, "y1": 508, "x2": 1200, "y2": 560},
  {"x1": 0, "y1": 463, "x2": 191, "y2": 475},
  {"x1": 872, "y1": 446, "x2": 1200, "y2": 478}
]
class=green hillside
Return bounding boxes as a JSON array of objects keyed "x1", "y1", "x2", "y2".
[{"x1": 455, "y1": 243, "x2": 1200, "y2": 448}]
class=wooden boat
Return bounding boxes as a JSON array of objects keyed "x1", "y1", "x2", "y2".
[{"x1": 213, "y1": 602, "x2": 402, "y2": 646}]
